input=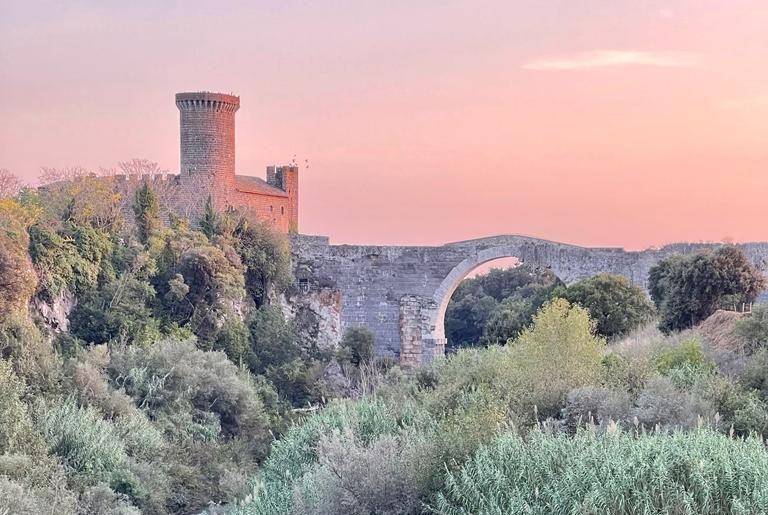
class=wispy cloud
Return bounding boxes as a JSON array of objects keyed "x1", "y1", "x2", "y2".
[{"x1": 522, "y1": 50, "x2": 702, "y2": 71}]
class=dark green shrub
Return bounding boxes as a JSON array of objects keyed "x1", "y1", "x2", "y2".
[
  {"x1": 338, "y1": 327, "x2": 375, "y2": 367},
  {"x1": 215, "y1": 319, "x2": 251, "y2": 364},
  {"x1": 554, "y1": 274, "x2": 654, "y2": 338},
  {"x1": 248, "y1": 306, "x2": 326, "y2": 406},
  {"x1": 234, "y1": 218, "x2": 292, "y2": 307},
  {"x1": 69, "y1": 274, "x2": 158, "y2": 345}
]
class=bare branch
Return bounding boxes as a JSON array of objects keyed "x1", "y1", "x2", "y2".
[{"x1": 0, "y1": 169, "x2": 22, "y2": 198}]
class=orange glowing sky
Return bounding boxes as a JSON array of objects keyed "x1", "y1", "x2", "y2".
[{"x1": 1, "y1": 1, "x2": 767, "y2": 249}]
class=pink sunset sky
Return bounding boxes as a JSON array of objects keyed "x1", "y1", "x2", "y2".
[{"x1": 1, "y1": 0, "x2": 766, "y2": 249}]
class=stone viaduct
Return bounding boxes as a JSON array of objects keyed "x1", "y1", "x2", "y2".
[{"x1": 290, "y1": 234, "x2": 768, "y2": 367}]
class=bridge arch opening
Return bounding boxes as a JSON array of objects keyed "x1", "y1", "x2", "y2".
[{"x1": 426, "y1": 248, "x2": 565, "y2": 356}]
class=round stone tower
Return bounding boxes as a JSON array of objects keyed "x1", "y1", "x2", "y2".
[{"x1": 175, "y1": 91, "x2": 239, "y2": 181}]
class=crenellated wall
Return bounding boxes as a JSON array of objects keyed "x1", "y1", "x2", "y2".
[{"x1": 89, "y1": 92, "x2": 300, "y2": 231}]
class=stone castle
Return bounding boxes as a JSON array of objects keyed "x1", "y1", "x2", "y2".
[{"x1": 113, "y1": 91, "x2": 299, "y2": 232}]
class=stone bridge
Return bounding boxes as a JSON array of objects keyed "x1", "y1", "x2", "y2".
[{"x1": 290, "y1": 234, "x2": 768, "y2": 367}]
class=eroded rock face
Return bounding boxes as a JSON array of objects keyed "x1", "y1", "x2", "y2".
[
  {"x1": 33, "y1": 289, "x2": 76, "y2": 333},
  {"x1": 279, "y1": 286, "x2": 342, "y2": 352}
]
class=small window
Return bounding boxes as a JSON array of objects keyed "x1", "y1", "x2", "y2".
[
  {"x1": 298, "y1": 278, "x2": 310, "y2": 293},
  {"x1": 270, "y1": 205, "x2": 274, "y2": 212},
  {"x1": 281, "y1": 206, "x2": 285, "y2": 215}
]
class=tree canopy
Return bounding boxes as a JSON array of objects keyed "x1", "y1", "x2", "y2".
[
  {"x1": 554, "y1": 274, "x2": 654, "y2": 338},
  {"x1": 649, "y1": 246, "x2": 765, "y2": 332}
]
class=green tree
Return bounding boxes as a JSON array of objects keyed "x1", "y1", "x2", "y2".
[
  {"x1": 649, "y1": 247, "x2": 765, "y2": 332},
  {"x1": 200, "y1": 196, "x2": 218, "y2": 239},
  {"x1": 248, "y1": 306, "x2": 324, "y2": 406},
  {"x1": 554, "y1": 274, "x2": 654, "y2": 338},
  {"x1": 234, "y1": 217, "x2": 292, "y2": 307},
  {"x1": 508, "y1": 298, "x2": 606, "y2": 418},
  {"x1": 445, "y1": 266, "x2": 560, "y2": 348},
  {"x1": 132, "y1": 182, "x2": 160, "y2": 244}
]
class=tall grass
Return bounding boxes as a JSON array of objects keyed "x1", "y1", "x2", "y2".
[{"x1": 432, "y1": 428, "x2": 768, "y2": 515}]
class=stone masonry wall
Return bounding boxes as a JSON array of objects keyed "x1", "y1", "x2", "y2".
[
  {"x1": 104, "y1": 92, "x2": 299, "y2": 232},
  {"x1": 290, "y1": 234, "x2": 768, "y2": 368}
]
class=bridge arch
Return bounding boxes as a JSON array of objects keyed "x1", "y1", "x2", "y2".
[
  {"x1": 422, "y1": 245, "x2": 570, "y2": 349},
  {"x1": 289, "y1": 234, "x2": 768, "y2": 368}
]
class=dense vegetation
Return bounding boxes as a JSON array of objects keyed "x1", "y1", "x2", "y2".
[
  {"x1": 2, "y1": 168, "x2": 768, "y2": 515},
  {"x1": 649, "y1": 246, "x2": 765, "y2": 332},
  {"x1": 445, "y1": 266, "x2": 561, "y2": 347},
  {"x1": 446, "y1": 267, "x2": 654, "y2": 346},
  {"x1": 0, "y1": 170, "x2": 372, "y2": 515},
  {"x1": 236, "y1": 298, "x2": 768, "y2": 515}
]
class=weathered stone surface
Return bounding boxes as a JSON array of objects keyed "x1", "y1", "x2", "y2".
[
  {"x1": 290, "y1": 234, "x2": 768, "y2": 368},
  {"x1": 279, "y1": 286, "x2": 342, "y2": 352},
  {"x1": 32, "y1": 289, "x2": 76, "y2": 333}
]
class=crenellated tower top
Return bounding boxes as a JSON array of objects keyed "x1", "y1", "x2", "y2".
[
  {"x1": 175, "y1": 91, "x2": 239, "y2": 189},
  {"x1": 175, "y1": 91, "x2": 240, "y2": 113}
]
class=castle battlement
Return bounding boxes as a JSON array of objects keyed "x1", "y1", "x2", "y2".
[
  {"x1": 108, "y1": 91, "x2": 298, "y2": 232},
  {"x1": 175, "y1": 92, "x2": 240, "y2": 112}
]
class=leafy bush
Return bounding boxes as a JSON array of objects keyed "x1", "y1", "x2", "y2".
[
  {"x1": 27, "y1": 222, "x2": 113, "y2": 299},
  {"x1": 248, "y1": 305, "x2": 326, "y2": 406},
  {"x1": 294, "y1": 428, "x2": 437, "y2": 515},
  {"x1": 337, "y1": 327, "x2": 375, "y2": 367},
  {"x1": 561, "y1": 386, "x2": 632, "y2": 431},
  {"x1": 0, "y1": 312, "x2": 61, "y2": 392},
  {"x1": 738, "y1": 349, "x2": 768, "y2": 403},
  {"x1": 234, "y1": 400, "x2": 418, "y2": 515},
  {"x1": 0, "y1": 454, "x2": 78, "y2": 515},
  {"x1": 234, "y1": 218, "x2": 292, "y2": 307},
  {"x1": 632, "y1": 376, "x2": 716, "y2": 430},
  {"x1": 433, "y1": 429, "x2": 768, "y2": 515},
  {"x1": 0, "y1": 199, "x2": 38, "y2": 314},
  {"x1": 508, "y1": 298, "x2": 605, "y2": 419},
  {"x1": 655, "y1": 338, "x2": 711, "y2": 373},
  {"x1": 426, "y1": 299, "x2": 605, "y2": 424},
  {"x1": 69, "y1": 273, "x2": 158, "y2": 345},
  {"x1": 554, "y1": 274, "x2": 654, "y2": 338},
  {"x1": 107, "y1": 339, "x2": 274, "y2": 453},
  {"x1": 733, "y1": 305, "x2": 768, "y2": 352},
  {"x1": 599, "y1": 351, "x2": 654, "y2": 396}
]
